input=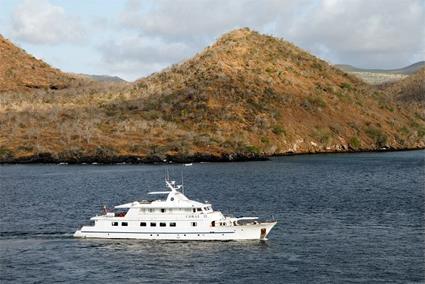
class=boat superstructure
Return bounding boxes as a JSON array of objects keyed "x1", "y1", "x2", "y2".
[{"x1": 74, "y1": 178, "x2": 276, "y2": 240}]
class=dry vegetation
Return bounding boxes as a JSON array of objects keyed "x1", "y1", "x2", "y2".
[
  {"x1": 381, "y1": 67, "x2": 425, "y2": 107},
  {"x1": 0, "y1": 35, "x2": 80, "y2": 92},
  {"x1": 0, "y1": 28, "x2": 424, "y2": 163}
]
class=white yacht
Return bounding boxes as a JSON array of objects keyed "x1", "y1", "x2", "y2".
[{"x1": 74, "y1": 178, "x2": 277, "y2": 240}]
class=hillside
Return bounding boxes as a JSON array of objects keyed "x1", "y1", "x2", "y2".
[
  {"x1": 382, "y1": 67, "x2": 425, "y2": 108},
  {"x1": 0, "y1": 28, "x2": 424, "y2": 163},
  {"x1": 0, "y1": 35, "x2": 77, "y2": 92}
]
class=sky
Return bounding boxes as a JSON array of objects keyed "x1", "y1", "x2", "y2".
[{"x1": 0, "y1": 0, "x2": 424, "y2": 81}]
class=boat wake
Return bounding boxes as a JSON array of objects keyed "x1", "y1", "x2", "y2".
[{"x1": 0, "y1": 231, "x2": 74, "y2": 240}]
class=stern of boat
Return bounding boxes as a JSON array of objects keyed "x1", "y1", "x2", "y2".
[{"x1": 73, "y1": 229, "x2": 84, "y2": 238}]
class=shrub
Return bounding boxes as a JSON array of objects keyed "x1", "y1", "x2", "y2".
[
  {"x1": 365, "y1": 126, "x2": 388, "y2": 147},
  {"x1": 272, "y1": 125, "x2": 286, "y2": 136},
  {"x1": 95, "y1": 146, "x2": 116, "y2": 158},
  {"x1": 340, "y1": 82, "x2": 352, "y2": 90},
  {"x1": 307, "y1": 96, "x2": 326, "y2": 108},
  {"x1": 0, "y1": 147, "x2": 13, "y2": 159},
  {"x1": 261, "y1": 137, "x2": 270, "y2": 144},
  {"x1": 239, "y1": 145, "x2": 260, "y2": 154},
  {"x1": 349, "y1": 136, "x2": 361, "y2": 150}
]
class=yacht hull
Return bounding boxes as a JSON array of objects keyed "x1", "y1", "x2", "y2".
[{"x1": 74, "y1": 221, "x2": 276, "y2": 241}]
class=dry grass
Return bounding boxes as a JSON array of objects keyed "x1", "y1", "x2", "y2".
[{"x1": 1, "y1": 28, "x2": 424, "y2": 162}]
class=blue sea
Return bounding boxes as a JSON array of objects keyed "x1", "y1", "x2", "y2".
[{"x1": 1, "y1": 151, "x2": 424, "y2": 283}]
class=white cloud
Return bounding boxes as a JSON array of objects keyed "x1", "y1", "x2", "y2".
[
  {"x1": 109, "y1": 0, "x2": 424, "y2": 79},
  {"x1": 119, "y1": 0, "x2": 303, "y2": 40},
  {"x1": 10, "y1": 0, "x2": 85, "y2": 45},
  {"x1": 287, "y1": 0, "x2": 425, "y2": 68},
  {"x1": 8, "y1": 0, "x2": 420, "y2": 80},
  {"x1": 99, "y1": 35, "x2": 195, "y2": 80},
  {"x1": 105, "y1": 0, "x2": 307, "y2": 79}
]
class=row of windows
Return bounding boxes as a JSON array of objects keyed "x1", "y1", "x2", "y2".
[
  {"x1": 139, "y1": 207, "x2": 212, "y2": 214},
  {"x1": 112, "y1": 221, "x2": 197, "y2": 227}
]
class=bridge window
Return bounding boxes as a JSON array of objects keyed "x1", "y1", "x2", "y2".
[
  {"x1": 140, "y1": 222, "x2": 146, "y2": 227},
  {"x1": 160, "y1": 222, "x2": 166, "y2": 227},
  {"x1": 161, "y1": 209, "x2": 166, "y2": 213},
  {"x1": 170, "y1": 222, "x2": 176, "y2": 227},
  {"x1": 121, "y1": 222, "x2": 128, "y2": 226},
  {"x1": 112, "y1": 222, "x2": 118, "y2": 226},
  {"x1": 196, "y1": 208, "x2": 202, "y2": 212},
  {"x1": 192, "y1": 208, "x2": 196, "y2": 213},
  {"x1": 191, "y1": 222, "x2": 197, "y2": 227},
  {"x1": 150, "y1": 222, "x2": 156, "y2": 227}
]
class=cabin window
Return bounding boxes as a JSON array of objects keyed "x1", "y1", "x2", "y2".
[
  {"x1": 121, "y1": 222, "x2": 128, "y2": 226},
  {"x1": 191, "y1": 222, "x2": 197, "y2": 227},
  {"x1": 211, "y1": 221, "x2": 215, "y2": 227},
  {"x1": 140, "y1": 222, "x2": 146, "y2": 227},
  {"x1": 149, "y1": 208, "x2": 154, "y2": 213},
  {"x1": 170, "y1": 222, "x2": 176, "y2": 227},
  {"x1": 112, "y1": 222, "x2": 118, "y2": 226},
  {"x1": 170, "y1": 197, "x2": 174, "y2": 201},
  {"x1": 161, "y1": 209, "x2": 166, "y2": 213},
  {"x1": 192, "y1": 208, "x2": 196, "y2": 213},
  {"x1": 196, "y1": 208, "x2": 202, "y2": 212},
  {"x1": 160, "y1": 222, "x2": 166, "y2": 227},
  {"x1": 150, "y1": 222, "x2": 156, "y2": 227}
]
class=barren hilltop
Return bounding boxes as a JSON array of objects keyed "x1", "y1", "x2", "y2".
[
  {"x1": 0, "y1": 28, "x2": 424, "y2": 163},
  {"x1": 0, "y1": 35, "x2": 77, "y2": 92}
]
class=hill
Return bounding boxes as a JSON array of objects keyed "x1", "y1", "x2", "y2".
[
  {"x1": 382, "y1": 67, "x2": 425, "y2": 108},
  {"x1": 0, "y1": 28, "x2": 424, "y2": 163},
  {"x1": 0, "y1": 35, "x2": 76, "y2": 92}
]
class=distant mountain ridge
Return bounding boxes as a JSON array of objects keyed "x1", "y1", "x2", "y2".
[
  {"x1": 336, "y1": 61, "x2": 425, "y2": 75},
  {"x1": 72, "y1": 73, "x2": 127, "y2": 83}
]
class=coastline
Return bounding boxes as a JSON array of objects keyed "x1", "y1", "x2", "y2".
[{"x1": 1, "y1": 146, "x2": 423, "y2": 165}]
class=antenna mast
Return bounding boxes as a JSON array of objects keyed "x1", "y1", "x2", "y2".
[{"x1": 181, "y1": 168, "x2": 184, "y2": 194}]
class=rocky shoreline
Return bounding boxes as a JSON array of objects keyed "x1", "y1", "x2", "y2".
[{"x1": 1, "y1": 147, "x2": 423, "y2": 165}]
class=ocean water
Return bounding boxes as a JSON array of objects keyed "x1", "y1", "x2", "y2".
[{"x1": 0, "y1": 151, "x2": 424, "y2": 283}]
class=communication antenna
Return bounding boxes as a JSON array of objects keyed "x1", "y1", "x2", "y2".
[
  {"x1": 181, "y1": 168, "x2": 185, "y2": 194},
  {"x1": 165, "y1": 167, "x2": 170, "y2": 182}
]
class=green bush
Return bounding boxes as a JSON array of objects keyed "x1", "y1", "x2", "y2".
[
  {"x1": 340, "y1": 82, "x2": 352, "y2": 90},
  {"x1": 272, "y1": 125, "x2": 286, "y2": 135},
  {"x1": 307, "y1": 96, "x2": 326, "y2": 108},
  {"x1": 365, "y1": 126, "x2": 388, "y2": 147},
  {"x1": 349, "y1": 136, "x2": 361, "y2": 150},
  {"x1": 0, "y1": 147, "x2": 13, "y2": 159}
]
